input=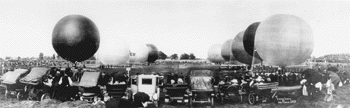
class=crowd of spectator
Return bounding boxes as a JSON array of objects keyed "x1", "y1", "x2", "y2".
[
  {"x1": 317, "y1": 53, "x2": 350, "y2": 63},
  {"x1": 0, "y1": 60, "x2": 86, "y2": 75}
]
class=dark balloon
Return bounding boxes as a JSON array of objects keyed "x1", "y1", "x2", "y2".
[
  {"x1": 52, "y1": 15, "x2": 100, "y2": 62},
  {"x1": 243, "y1": 22, "x2": 263, "y2": 60},
  {"x1": 146, "y1": 44, "x2": 159, "y2": 63},
  {"x1": 231, "y1": 31, "x2": 261, "y2": 65}
]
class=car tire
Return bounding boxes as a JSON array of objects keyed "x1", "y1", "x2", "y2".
[
  {"x1": 16, "y1": 92, "x2": 23, "y2": 100},
  {"x1": 189, "y1": 97, "x2": 192, "y2": 108},
  {"x1": 80, "y1": 96, "x2": 84, "y2": 101},
  {"x1": 240, "y1": 95, "x2": 243, "y2": 103},
  {"x1": 5, "y1": 90, "x2": 8, "y2": 99},
  {"x1": 211, "y1": 97, "x2": 215, "y2": 108},
  {"x1": 40, "y1": 93, "x2": 51, "y2": 101},
  {"x1": 248, "y1": 93, "x2": 256, "y2": 105}
]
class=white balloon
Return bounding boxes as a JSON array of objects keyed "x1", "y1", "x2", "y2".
[
  {"x1": 129, "y1": 43, "x2": 149, "y2": 64},
  {"x1": 221, "y1": 39, "x2": 235, "y2": 61},
  {"x1": 97, "y1": 37, "x2": 130, "y2": 65},
  {"x1": 255, "y1": 14, "x2": 313, "y2": 67},
  {"x1": 207, "y1": 44, "x2": 225, "y2": 63}
]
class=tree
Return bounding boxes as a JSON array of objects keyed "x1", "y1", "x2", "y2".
[
  {"x1": 17, "y1": 56, "x2": 21, "y2": 60},
  {"x1": 170, "y1": 54, "x2": 178, "y2": 60},
  {"x1": 180, "y1": 53, "x2": 189, "y2": 60},
  {"x1": 158, "y1": 51, "x2": 167, "y2": 60},
  {"x1": 52, "y1": 54, "x2": 56, "y2": 60},
  {"x1": 189, "y1": 53, "x2": 196, "y2": 60},
  {"x1": 39, "y1": 53, "x2": 44, "y2": 60}
]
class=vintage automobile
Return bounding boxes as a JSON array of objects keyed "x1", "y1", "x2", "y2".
[
  {"x1": 216, "y1": 70, "x2": 244, "y2": 104},
  {"x1": 0, "y1": 81, "x2": 5, "y2": 94},
  {"x1": 218, "y1": 80, "x2": 242, "y2": 104},
  {"x1": 105, "y1": 83, "x2": 129, "y2": 100},
  {"x1": 247, "y1": 78, "x2": 279, "y2": 105},
  {"x1": 163, "y1": 83, "x2": 189, "y2": 104},
  {"x1": 130, "y1": 74, "x2": 161, "y2": 107},
  {"x1": 0, "y1": 72, "x2": 9, "y2": 94},
  {"x1": 188, "y1": 70, "x2": 215, "y2": 108},
  {"x1": 19, "y1": 67, "x2": 51, "y2": 101},
  {"x1": 2, "y1": 69, "x2": 29, "y2": 100},
  {"x1": 78, "y1": 72, "x2": 103, "y2": 103}
]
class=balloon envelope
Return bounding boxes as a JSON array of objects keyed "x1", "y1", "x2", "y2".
[
  {"x1": 208, "y1": 44, "x2": 225, "y2": 63},
  {"x1": 243, "y1": 22, "x2": 263, "y2": 60},
  {"x1": 52, "y1": 15, "x2": 100, "y2": 62},
  {"x1": 97, "y1": 38, "x2": 130, "y2": 65},
  {"x1": 146, "y1": 44, "x2": 159, "y2": 63},
  {"x1": 255, "y1": 14, "x2": 314, "y2": 67},
  {"x1": 221, "y1": 39, "x2": 235, "y2": 61},
  {"x1": 232, "y1": 31, "x2": 261, "y2": 65},
  {"x1": 129, "y1": 43, "x2": 149, "y2": 64}
]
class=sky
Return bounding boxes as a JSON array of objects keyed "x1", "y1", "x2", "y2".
[{"x1": 0, "y1": 0, "x2": 349, "y2": 59}]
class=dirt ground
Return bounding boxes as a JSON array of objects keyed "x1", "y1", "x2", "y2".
[{"x1": 1, "y1": 84, "x2": 350, "y2": 108}]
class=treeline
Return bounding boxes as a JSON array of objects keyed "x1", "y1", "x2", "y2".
[
  {"x1": 315, "y1": 53, "x2": 350, "y2": 63},
  {"x1": 158, "y1": 51, "x2": 196, "y2": 60}
]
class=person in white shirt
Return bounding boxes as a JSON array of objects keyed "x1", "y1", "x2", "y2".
[{"x1": 178, "y1": 78, "x2": 184, "y2": 84}]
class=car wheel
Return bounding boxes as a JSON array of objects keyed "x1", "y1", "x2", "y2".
[
  {"x1": 16, "y1": 92, "x2": 23, "y2": 100},
  {"x1": 211, "y1": 97, "x2": 215, "y2": 108},
  {"x1": 189, "y1": 97, "x2": 192, "y2": 108},
  {"x1": 80, "y1": 96, "x2": 84, "y2": 101},
  {"x1": 248, "y1": 93, "x2": 256, "y2": 105},
  {"x1": 40, "y1": 93, "x2": 51, "y2": 101},
  {"x1": 5, "y1": 90, "x2": 9, "y2": 99},
  {"x1": 128, "y1": 91, "x2": 133, "y2": 100},
  {"x1": 51, "y1": 91, "x2": 56, "y2": 100},
  {"x1": 240, "y1": 95, "x2": 243, "y2": 103},
  {"x1": 220, "y1": 95, "x2": 224, "y2": 104}
]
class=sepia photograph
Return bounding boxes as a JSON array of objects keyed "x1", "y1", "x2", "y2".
[{"x1": 0, "y1": 0, "x2": 350, "y2": 108}]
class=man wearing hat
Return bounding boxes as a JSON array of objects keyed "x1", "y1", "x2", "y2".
[
  {"x1": 326, "y1": 67, "x2": 341, "y2": 89},
  {"x1": 300, "y1": 68, "x2": 324, "y2": 101}
]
